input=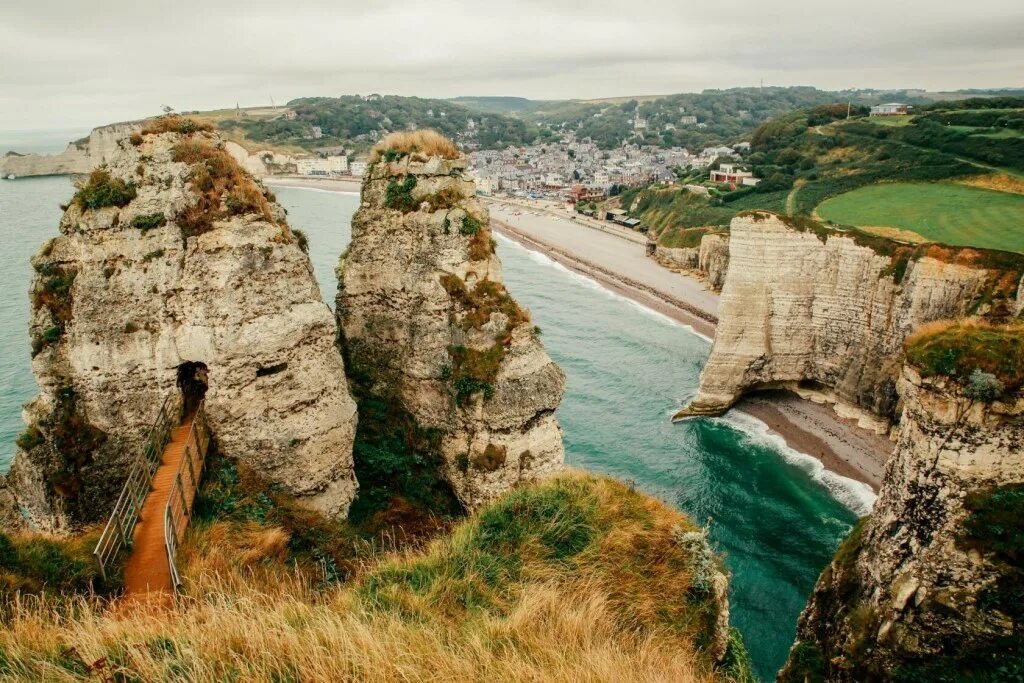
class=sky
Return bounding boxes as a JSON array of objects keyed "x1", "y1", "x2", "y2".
[{"x1": 2, "y1": 0, "x2": 1022, "y2": 132}]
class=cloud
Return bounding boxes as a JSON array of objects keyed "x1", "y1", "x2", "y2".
[{"x1": 1, "y1": 0, "x2": 1021, "y2": 130}]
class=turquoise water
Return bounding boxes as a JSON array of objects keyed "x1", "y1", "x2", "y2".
[{"x1": 0, "y1": 181, "x2": 862, "y2": 680}]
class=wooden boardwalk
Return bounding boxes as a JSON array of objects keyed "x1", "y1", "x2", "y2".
[{"x1": 122, "y1": 413, "x2": 196, "y2": 600}]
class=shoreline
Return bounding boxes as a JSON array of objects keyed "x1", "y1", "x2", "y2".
[
  {"x1": 492, "y1": 220, "x2": 888, "y2": 492},
  {"x1": 277, "y1": 181, "x2": 890, "y2": 495},
  {"x1": 264, "y1": 176, "x2": 362, "y2": 194}
]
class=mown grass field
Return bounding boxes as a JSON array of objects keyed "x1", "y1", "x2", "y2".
[{"x1": 817, "y1": 182, "x2": 1024, "y2": 253}]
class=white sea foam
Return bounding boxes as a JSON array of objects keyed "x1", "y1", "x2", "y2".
[
  {"x1": 494, "y1": 232, "x2": 710, "y2": 342},
  {"x1": 713, "y1": 410, "x2": 878, "y2": 516}
]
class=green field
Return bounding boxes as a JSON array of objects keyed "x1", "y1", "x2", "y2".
[{"x1": 817, "y1": 182, "x2": 1024, "y2": 253}]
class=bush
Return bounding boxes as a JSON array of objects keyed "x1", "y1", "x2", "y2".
[
  {"x1": 384, "y1": 176, "x2": 418, "y2": 212},
  {"x1": 72, "y1": 170, "x2": 137, "y2": 210},
  {"x1": 965, "y1": 369, "x2": 1004, "y2": 402},
  {"x1": 140, "y1": 115, "x2": 213, "y2": 137},
  {"x1": 0, "y1": 529, "x2": 114, "y2": 597},
  {"x1": 129, "y1": 212, "x2": 166, "y2": 232}
]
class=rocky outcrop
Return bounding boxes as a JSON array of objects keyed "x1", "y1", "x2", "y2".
[
  {"x1": 338, "y1": 145, "x2": 565, "y2": 509},
  {"x1": 650, "y1": 232, "x2": 730, "y2": 291},
  {"x1": 698, "y1": 232, "x2": 729, "y2": 290},
  {"x1": 2, "y1": 125, "x2": 358, "y2": 532},
  {"x1": 780, "y1": 366, "x2": 1024, "y2": 681},
  {"x1": 1, "y1": 123, "x2": 139, "y2": 178},
  {"x1": 677, "y1": 213, "x2": 1023, "y2": 425}
]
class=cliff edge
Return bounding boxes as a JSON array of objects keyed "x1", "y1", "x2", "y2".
[
  {"x1": 676, "y1": 212, "x2": 1024, "y2": 430},
  {"x1": 781, "y1": 343, "x2": 1024, "y2": 681}
]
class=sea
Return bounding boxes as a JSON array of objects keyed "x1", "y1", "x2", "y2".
[{"x1": 0, "y1": 166, "x2": 871, "y2": 681}]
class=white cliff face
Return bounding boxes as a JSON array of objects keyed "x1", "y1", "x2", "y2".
[
  {"x1": 1, "y1": 123, "x2": 139, "y2": 178},
  {"x1": 338, "y1": 153, "x2": 565, "y2": 509},
  {"x1": 679, "y1": 213, "x2": 1022, "y2": 425},
  {"x1": 782, "y1": 366, "x2": 1024, "y2": 680},
  {"x1": 3, "y1": 128, "x2": 358, "y2": 532},
  {"x1": 650, "y1": 234, "x2": 730, "y2": 292}
]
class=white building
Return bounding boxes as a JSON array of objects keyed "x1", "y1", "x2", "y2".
[
  {"x1": 296, "y1": 155, "x2": 349, "y2": 176},
  {"x1": 349, "y1": 160, "x2": 368, "y2": 177}
]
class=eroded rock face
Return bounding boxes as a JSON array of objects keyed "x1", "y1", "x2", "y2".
[
  {"x1": 650, "y1": 233, "x2": 730, "y2": 292},
  {"x1": 338, "y1": 154, "x2": 565, "y2": 508},
  {"x1": 781, "y1": 367, "x2": 1024, "y2": 681},
  {"x1": 2, "y1": 128, "x2": 358, "y2": 532},
  {"x1": 1, "y1": 123, "x2": 139, "y2": 178},
  {"x1": 678, "y1": 213, "x2": 1022, "y2": 424}
]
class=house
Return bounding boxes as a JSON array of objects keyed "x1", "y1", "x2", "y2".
[
  {"x1": 295, "y1": 155, "x2": 348, "y2": 176},
  {"x1": 709, "y1": 163, "x2": 760, "y2": 189},
  {"x1": 349, "y1": 160, "x2": 368, "y2": 176},
  {"x1": 870, "y1": 103, "x2": 912, "y2": 117},
  {"x1": 679, "y1": 115, "x2": 698, "y2": 125}
]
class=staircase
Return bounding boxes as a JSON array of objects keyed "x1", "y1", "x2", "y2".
[{"x1": 94, "y1": 397, "x2": 211, "y2": 600}]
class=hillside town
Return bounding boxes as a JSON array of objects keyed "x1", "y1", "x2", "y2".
[{"x1": 464, "y1": 135, "x2": 755, "y2": 200}]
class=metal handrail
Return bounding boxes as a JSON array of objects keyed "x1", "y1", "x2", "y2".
[
  {"x1": 164, "y1": 400, "x2": 211, "y2": 592},
  {"x1": 93, "y1": 393, "x2": 179, "y2": 582}
]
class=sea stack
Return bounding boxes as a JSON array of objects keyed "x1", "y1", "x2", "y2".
[
  {"x1": 2, "y1": 118, "x2": 358, "y2": 532},
  {"x1": 337, "y1": 131, "x2": 565, "y2": 508},
  {"x1": 781, "y1": 355, "x2": 1024, "y2": 681}
]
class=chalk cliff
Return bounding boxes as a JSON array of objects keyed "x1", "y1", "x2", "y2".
[
  {"x1": 2, "y1": 123, "x2": 358, "y2": 532},
  {"x1": 780, "y1": 365, "x2": 1024, "y2": 681},
  {"x1": 1, "y1": 123, "x2": 139, "y2": 178},
  {"x1": 338, "y1": 140, "x2": 565, "y2": 509},
  {"x1": 650, "y1": 233, "x2": 730, "y2": 291},
  {"x1": 677, "y1": 213, "x2": 1023, "y2": 427}
]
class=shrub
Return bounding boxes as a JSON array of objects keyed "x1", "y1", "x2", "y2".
[
  {"x1": 459, "y1": 214, "x2": 482, "y2": 235},
  {"x1": 140, "y1": 115, "x2": 213, "y2": 137},
  {"x1": 171, "y1": 140, "x2": 276, "y2": 236},
  {"x1": 448, "y1": 344, "x2": 503, "y2": 404},
  {"x1": 129, "y1": 212, "x2": 166, "y2": 232},
  {"x1": 384, "y1": 175, "x2": 418, "y2": 212},
  {"x1": 965, "y1": 369, "x2": 1004, "y2": 402},
  {"x1": 72, "y1": 170, "x2": 137, "y2": 210},
  {"x1": 16, "y1": 426, "x2": 45, "y2": 451},
  {"x1": 142, "y1": 249, "x2": 165, "y2": 263},
  {"x1": 292, "y1": 228, "x2": 309, "y2": 253},
  {"x1": 369, "y1": 129, "x2": 460, "y2": 162},
  {"x1": 471, "y1": 444, "x2": 507, "y2": 472}
]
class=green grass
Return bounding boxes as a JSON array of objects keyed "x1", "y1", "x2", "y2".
[
  {"x1": 865, "y1": 115, "x2": 915, "y2": 127},
  {"x1": 818, "y1": 182, "x2": 1024, "y2": 253}
]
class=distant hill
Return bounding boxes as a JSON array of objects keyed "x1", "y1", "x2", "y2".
[
  {"x1": 217, "y1": 95, "x2": 550, "y2": 152},
  {"x1": 449, "y1": 96, "x2": 558, "y2": 114},
  {"x1": 622, "y1": 97, "x2": 1024, "y2": 253}
]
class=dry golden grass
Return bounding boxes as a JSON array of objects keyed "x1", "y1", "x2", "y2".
[
  {"x1": 140, "y1": 115, "x2": 213, "y2": 136},
  {"x1": 0, "y1": 474, "x2": 744, "y2": 682},
  {"x1": 370, "y1": 129, "x2": 461, "y2": 162},
  {"x1": 860, "y1": 225, "x2": 931, "y2": 244},
  {"x1": 170, "y1": 139, "x2": 279, "y2": 236},
  {"x1": 958, "y1": 173, "x2": 1024, "y2": 196}
]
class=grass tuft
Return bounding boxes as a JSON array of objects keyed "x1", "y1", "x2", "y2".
[{"x1": 370, "y1": 130, "x2": 460, "y2": 163}]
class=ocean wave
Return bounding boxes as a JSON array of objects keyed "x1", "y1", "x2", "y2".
[
  {"x1": 712, "y1": 410, "x2": 878, "y2": 516},
  {"x1": 494, "y1": 232, "x2": 710, "y2": 342}
]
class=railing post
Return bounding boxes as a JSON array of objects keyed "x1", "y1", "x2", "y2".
[{"x1": 176, "y1": 475, "x2": 188, "y2": 539}]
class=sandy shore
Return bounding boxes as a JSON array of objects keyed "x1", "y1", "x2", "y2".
[
  {"x1": 486, "y1": 200, "x2": 891, "y2": 492},
  {"x1": 265, "y1": 176, "x2": 362, "y2": 194}
]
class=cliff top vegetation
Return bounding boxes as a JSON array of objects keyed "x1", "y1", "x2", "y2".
[
  {"x1": 369, "y1": 129, "x2": 461, "y2": 162},
  {"x1": 905, "y1": 318, "x2": 1024, "y2": 392},
  {"x1": 0, "y1": 472, "x2": 752, "y2": 682},
  {"x1": 622, "y1": 97, "x2": 1024, "y2": 254}
]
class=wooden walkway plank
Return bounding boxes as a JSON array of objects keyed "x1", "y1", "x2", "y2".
[{"x1": 122, "y1": 414, "x2": 196, "y2": 601}]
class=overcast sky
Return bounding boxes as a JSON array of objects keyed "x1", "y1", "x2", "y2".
[{"x1": 2, "y1": 0, "x2": 1022, "y2": 132}]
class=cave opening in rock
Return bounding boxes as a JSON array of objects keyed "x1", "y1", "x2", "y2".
[{"x1": 177, "y1": 361, "x2": 208, "y2": 414}]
